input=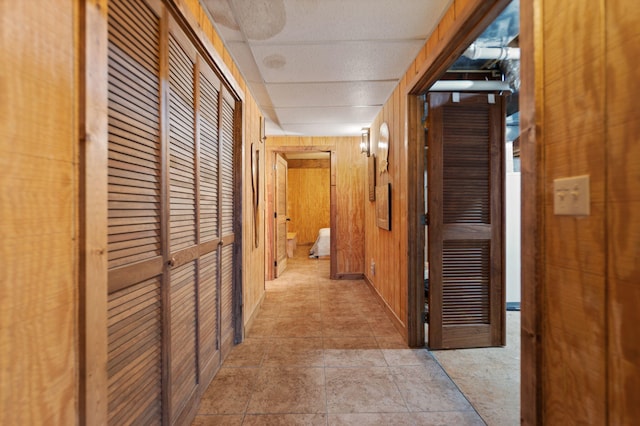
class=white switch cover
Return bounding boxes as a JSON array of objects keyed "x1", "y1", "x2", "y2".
[{"x1": 554, "y1": 175, "x2": 590, "y2": 216}]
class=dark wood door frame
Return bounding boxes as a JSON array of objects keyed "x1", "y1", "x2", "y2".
[
  {"x1": 265, "y1": 146, "x2": 336, "y2": 280},
  {"x1": 404, "y1": 0, "x2": 541, "y2": 423}
]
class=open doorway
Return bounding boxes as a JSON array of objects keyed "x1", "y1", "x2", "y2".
[
  {"x1": 414, "y1": 1, "x2": 521, "y2": 423},
  {"x1": 265, "y1": 148, "x2": 334, "y2": 280}
]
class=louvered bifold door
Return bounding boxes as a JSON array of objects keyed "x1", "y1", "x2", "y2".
[
  {"x1": 197, "y1": 60, "x2": 222, "y2": 383},
  {"x1": 219, "y1": 92, "x2": 237, "y2": 357},
  {"x1": 106, "y1": 0, "x2": 164, "y2": 424},
  {"x1": 167, "y1": 22, "x2": 199, "y2": 422},
  {"x1": 427, "y1": 92, "x2": 505, "y2": 350}
]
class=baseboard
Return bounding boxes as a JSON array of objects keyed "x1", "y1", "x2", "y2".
[
  {"x1": 363, "y1": 275, "x2": 408, "y2": 342},
  {"x1": 335, "y1": 273, "x2": 364, "y2": 280}
]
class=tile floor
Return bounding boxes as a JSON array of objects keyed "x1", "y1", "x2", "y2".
[{"x1": 193, "y1": 245, "x2": 518, "y2": 425}]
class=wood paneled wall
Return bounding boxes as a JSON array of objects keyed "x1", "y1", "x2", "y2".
[
  {"x1": 521, "y1": 0, "x2": 640, "y2": 423},
  {"x1": 267, "y1": 137, "x2": 365, "y2": 278},
  {"x1": 0, "y1": 1, "x2": 78, "y2": 424},
  {"x1": 287, "y1": 167, "x2": 330, "y2": 245}
]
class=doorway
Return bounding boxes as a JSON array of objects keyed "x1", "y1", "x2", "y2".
[{"x1": 265, "y1": 147, "x2": 335, "y2": 280}]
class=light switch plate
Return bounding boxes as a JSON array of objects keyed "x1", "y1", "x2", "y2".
[{"x1": 553, "y1": 175, "x2": 590, "y2": 216}]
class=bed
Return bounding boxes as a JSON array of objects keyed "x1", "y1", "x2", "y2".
[{"x1": 309, "y1": 227, "x2": 330, "y2": 258}]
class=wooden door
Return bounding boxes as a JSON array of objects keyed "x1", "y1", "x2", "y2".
[
  {"x1": 427, "y1": 92, "x2": 505, "y2": 349},
  {"x1": 106, "y1": 0, "x2": 165, "y2": 423},
  {"x1": 106, "y1": 0, "x2": 240, "y2": 423},
  {"x1": 274, "y1": 154, "x2": 288, "y2": 277}
]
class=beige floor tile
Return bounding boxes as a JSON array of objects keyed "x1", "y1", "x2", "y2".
[
  {"x1": 322, "y1": 316, "x2": 374, "y2": 337},
  {"x1": 325, "y1": 367, "x2": 407, "y2": 413},
  {"x1": 242, "y1": 414, "x2": 327, "y2": 425},
  {"x1": 381, "y1": 348, "x2": 433, "y2": 366},
  {"x1": 412, "y1": 411, "x2": 485, "y2": 425},
  {"x1": 375, "y1": 335, "x2": 409, "y2": 349},
  {"x1": 263, "y1": 338, "x2": 324, "y2": 367},
  {"x1": 247, "y1": 367, "x2": 326, "y2": 414},
  {"x1": 328, "y1": 412, "x2": 415, "y2": 426},
  {"x1": 198, "y1": 368, "x2": 259, "y2": 414},
  {"x1": 271, "y1": 316, "x2": 323, "y2": 338},
  {"x1": 222, "y1": 338, "x2": 268, "y2": 368},
  {"x1": 390, "y1": 365, "x2": 473, "y2": 412},
  {"x1": 324, "y1": 348, "x2": 387, "y2": 367},
  {"x1": 191, "y1": 414, "x2": 243, "y2": 425},
  {"x1": 245, "y1": 319, "x2": 275, "y2": 338},
  {"x1": 368, "y1": 319, "x2": 403, "y2": 337},
  {"x1": 323, "y1": 337, "x2": 378, "y2": 350}
]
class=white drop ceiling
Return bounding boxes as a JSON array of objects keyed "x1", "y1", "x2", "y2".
[{"x1": 201, "y1": 0, "x2": 453, "y2": 137}]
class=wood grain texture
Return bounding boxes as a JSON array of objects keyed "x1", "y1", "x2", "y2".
[
  {"x1": 336, "y1": 137, "x2": 365, "y2": 275},
  {"x1": 80, "y1": 1, "x2": 110, "y2": 423},
  {"x1": 0, "y1": 1, "x2": 78, "y2": 424},
  {"x1": 519, "y1": 0, "x2": 544, "y2": 423},
  {"x1": 606, "y1": 0, "x2": 640, "y2": 423},
  {"x1": 287, "y1": 168, "x2": 330, "y2": 244},
  {"x1": 540, "y1": 0, "x2": 607, "y2": 423}
]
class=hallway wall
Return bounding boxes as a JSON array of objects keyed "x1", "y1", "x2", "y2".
[
  {"x1": 521, "y1": 0, "x2": 640, "y2": 423},
  {"x1": 287, "y1": 166, "x2": 330, "y2": 245},
  {"x1": 0, "y1": 1, "x2": 78, "y2": 424}
]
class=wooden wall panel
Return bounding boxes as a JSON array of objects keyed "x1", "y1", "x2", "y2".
[
  {"x1": 287, "y1": 168, "x2": 330, "y2": 245},
  {"x1": 540, "y1": 0, "x2": 606, "y2": 423},
  {"x1": 519, "y1": 0, "x2": 640, "y2": 422},
  {"x1": 0, "y1": 1, "x2": 78, "y2": 424},
  {"x1": 606, "y1": 0, "x2": 640, "y2": 423},
  {"x1": 335, "y1": 137, "x2": 365, "y2": 276}
]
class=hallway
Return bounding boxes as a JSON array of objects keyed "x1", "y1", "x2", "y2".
[{"x1": 192, "y1": 247, "x2": 485, "y2": 425}]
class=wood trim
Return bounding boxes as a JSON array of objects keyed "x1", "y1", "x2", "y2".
[
  {"x1": 108, "y1": 256, "x2": 164, "y2": 293},
  {"x1": 520, "y1": 0, "x2": 543, "y2": 423},
  {"x1": 233, "y1": 98, "x2": 244, "y2": 343},
  {"x1": 406, "y1": 94, "x2": 425, "y2": 348},
  {"x1": 167, "y1": 0, "x2": 244, "y2": 101},
  {"x1": 79, "y1": 1, "x2": 109, "y2": 424},
  {"x1": 335, "y1": 273, "x2": 364, "y2": 280},
  {"x1": 330, "y1": 150, "x2": 337, "y2": 279},
  {"x1": 408, "y1": 0, "x2": 513, "y2": 95},
  {"x1": 159, "y1": 5, "x2": 172, "y2": 422}
]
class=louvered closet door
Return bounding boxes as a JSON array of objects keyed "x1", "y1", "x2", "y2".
[
  {"x1": 219, "y1": 91, "x2": 237, "y2": 357},
  {"x1": 197, "y1": 59, "x2": 222, "y2": 382},
  {"x1": 167, "y1": 23, "x2": 199, "y2": 422},
  {"x1": 427, "y1": 92, "x2": 505, "y2": 349},
  {"x1": 106, "y1": 0, "x2": 164, "y2": 424}
]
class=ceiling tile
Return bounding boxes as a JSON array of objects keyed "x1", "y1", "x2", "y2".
[
  {"x1": 276, "y1": 106, "x2": 380, "y2": 125},
  {"x1": 239, "y1": 0, "x2": 451, "y2": 43},
  {"x1": 251, "y1": 41, "x2": 424, "y2": 83},
  {"x1": 266, "y1": 81, "x2": 397, "y2": 107}
]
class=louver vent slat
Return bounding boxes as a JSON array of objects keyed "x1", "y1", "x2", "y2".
[
  {"x1": 442, "y1": 240, "x2": 490, "y2": 325},
  {"x1": 199, "y1": 72, "x2": 220, "y2": 241},
  {"x1": 107, "y1": 0, "x2": 161, "y2": 271},
  {"x1": 442, "y1": 106, "x2": 490, "y2": 224},
  {"x1": 168, "y1": 35, "x2": 196, "y2": 252},
  {"x1": 220, "y1": 98, "x2": 235, "y2": 235}
]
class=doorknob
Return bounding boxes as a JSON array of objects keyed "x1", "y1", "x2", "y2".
[
  {"x1": 286, "y1": 217, "x2": 291, "y2": 222},
  {"x1": 168, "y1": 257, "x2": 176, "y2": 267}
]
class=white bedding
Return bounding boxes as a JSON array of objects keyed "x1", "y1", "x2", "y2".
[{"x1": 309, "y1": 227, "x2": 330, "y2": 257}]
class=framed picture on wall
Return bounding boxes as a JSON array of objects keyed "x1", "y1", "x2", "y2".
[{"x1": 376, "y1": 183, "x2": 391, "y2": 230}]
